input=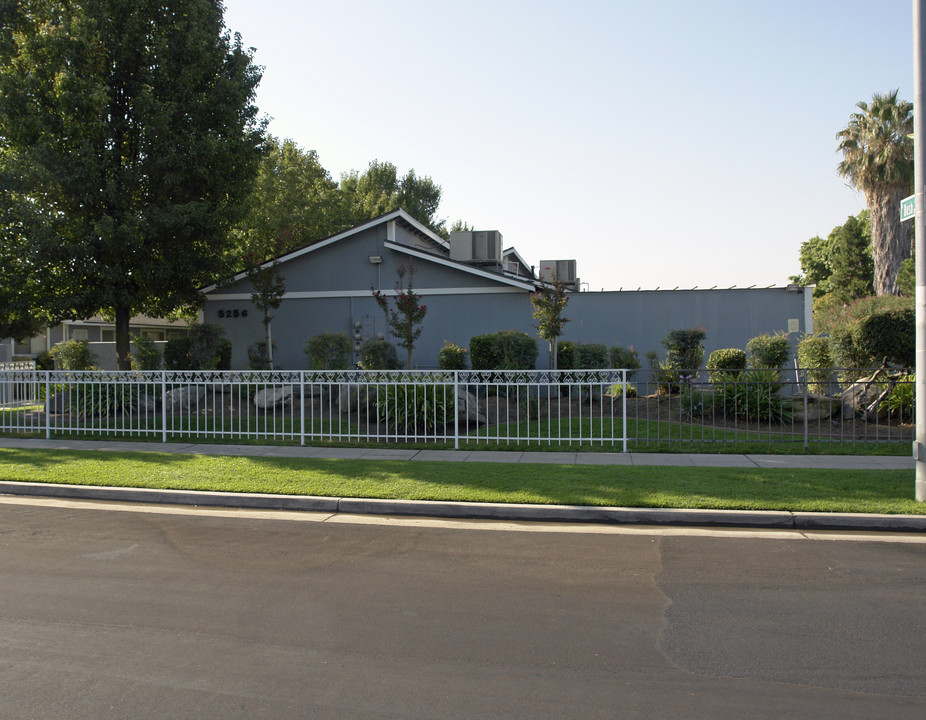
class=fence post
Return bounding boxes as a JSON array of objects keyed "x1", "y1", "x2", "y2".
[
  {"x1": 622, "y1": 369, "x2": 628, "y2": 453},
  {"x1": 45, "y1": 371, "x2": 50, "y2": 440},
  {"x1": 161, "y1": 371, "x2": 167, "y2": 443},
  {"x1": 300, "y1": 371, "x2": 306, "y2": 446},
  {"x1": 454, "y1": 370, "x2": 460, "y2": 451}
]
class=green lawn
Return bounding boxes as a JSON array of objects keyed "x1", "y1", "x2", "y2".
[{"x1": 0, "y1": 447, "x2": 922, "y2": 515}]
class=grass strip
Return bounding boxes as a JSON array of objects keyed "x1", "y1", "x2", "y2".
[{"x1": 0, "y1": 447, "x2": 922, "y2": 515}]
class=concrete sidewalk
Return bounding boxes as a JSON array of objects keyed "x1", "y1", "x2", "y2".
[
  {"x1": 0, "y1": 437, "x2": 923, "y2": 532},
  {"x1": 0, "y1": 436, "x2": 914, "y2": 470}
]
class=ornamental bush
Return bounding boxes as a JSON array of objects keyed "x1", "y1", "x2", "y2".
[
  {"x1": 469, "y1": 330, "x2": 537, "y2": 370},
  {"x1": 556, "y1": 341, "x2": 577, "y2": 370},
  {"x1": 706, "y1": 348, "x2": 747, "y2": 382},
  {"x1": 49, "y1": 339, "x2": 97, "y2": 370},
  {"x1": 746, "y1": 332, "x2": 791, "y2": 369},
  {"x1": 854, "y1": 308, "x2": 914, "y2": 368},
  {"x1": 609, "y1": 345, "x2": 640, "y2": 376},
  {"x1": 438, "y1": 341, "x2": 468, "y2": 370},
  {"x1": 662, "y1": 328, "x2": 706, "y2": 374},
  {"x1": 375, "y1": 383, "x2": 454, "y2": 430},
  {"x1": 577, "y1": 343, "x2": 609, "y2": 369},
  {"x1": 164, "y1": 324, "x2": 230, "y2": 370},
  {"x1": 797, "y1": 334, "x2": 833, "y2": 392},
  {"x1": 130, "y1": 335, "x2": 162, "y2": 371},
  {"x1": 359, "y1": 338, "x2": 399, "y2": 370},
  {"x1": 305, "y1": 332, "x2": 352, "y2": 370}
]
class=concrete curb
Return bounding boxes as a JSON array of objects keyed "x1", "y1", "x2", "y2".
[{"x1": 2, "y1": 480, "x2": 925, "y2": 532}]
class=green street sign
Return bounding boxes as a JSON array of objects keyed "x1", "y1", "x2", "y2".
[{"x1": 901, "y1": 194, "x2": 916, "y2": 222}]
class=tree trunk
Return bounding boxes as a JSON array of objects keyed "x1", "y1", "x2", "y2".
[
  {"x1": 868, "y1": 189, "x2": 907, "y2": 295},
  {"x1": 265, "y1": 320, "x2": 273, "y2": 370},
  {"x1": 115, "y1": 306, "x2": 132, "y2": 370},
  {"x1": 551, "y1": 338, "x2": 558, "y2": 370}
]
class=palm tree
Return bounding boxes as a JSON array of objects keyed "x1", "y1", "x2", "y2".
[{"x1": 836, "y1": 89, "x2": 913, "y2": 296}]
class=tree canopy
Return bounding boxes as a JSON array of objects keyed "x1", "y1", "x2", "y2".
[
  {"x1": 0, "y1": 0, "x2": 266, "y2": 368},
  {"x1": 836, "y1": 90, "x2": 913, "y2": 296},
  {"x1": 792, "y1": 212, "x2": 874, "y2": 306}
]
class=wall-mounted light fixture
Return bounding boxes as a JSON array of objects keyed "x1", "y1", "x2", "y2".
[{"x1": 369, "y1": 255, "x2": 383, "y2": 264}]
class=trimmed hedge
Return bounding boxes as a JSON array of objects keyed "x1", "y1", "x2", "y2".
[
  {"x1": 359, "y1": 338, "x2": 399, "y2": 370},
  {"x1": 854, "y1": 308, "x2": 914, "y2": 367},
  {"x1": 305, "y1": 332, "x2": 352, "y2": 370},
  {"x1": 438, "y1": 342, "x2": 468, "y2": 370},
  {"x1": 706, "y1": 348, "x2": 746, "y2": 382},
  {"x1": 470, "y1": 330, "x2": 537, "y2": 370},
  {"x1": 746, "y1": 332, "x2": 791, "y2": 369}
]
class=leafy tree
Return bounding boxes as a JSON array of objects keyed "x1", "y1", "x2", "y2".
[
  {"x1": 791, "y1": 212, "x2": 874, "y2": 308},
  {"x1": 243, "y1": 238, "x2": 286, "y2": 369},
  {"x1": 836, "y1": 90, "x2": 913, "y2": 296},
  {"x1": 232, "y1": 137, "x2": 340, "y2": 258},
  {"x1": 372, "y1": 262, "x2": 427, "y2": 369},
  {"x1": 341, "y1": 160, "x2": 444, "y2": 236},
  {"x1": 0, "y1": 0, "x2": 266, "y2": 369},
  {"x1": 530, "y1": 272, "x2": 570, "y2": 369}
]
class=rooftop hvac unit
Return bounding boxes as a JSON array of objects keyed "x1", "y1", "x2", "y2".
[
  {"x1": 539, "y1": 260, "x2": 577, "y2": 284},
  {"x1": 449, "y1": 231, "x2": 503, "y2": 263}
]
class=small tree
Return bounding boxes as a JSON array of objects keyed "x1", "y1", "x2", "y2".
[
  {"x1": 372, "y1": 262, "x2": 427, "y2": 369},
  {"x1": 244, "y1": 238, "x2": 286, "y2": 369},
  {"x1": 530, "y1": 272, "x2": 570, "y2": 369}
]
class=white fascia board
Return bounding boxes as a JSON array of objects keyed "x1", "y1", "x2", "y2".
[
  {"x1": 502, "y1": 246, "x2": 532, "y2": 271},
  {"x1": 205, "y1": 286, "x2": 525, "y2": 302},
  {"x1": 383, "y1": 241, "x2": 536, "y2": 291},
  {"x1": 200, "y1": 209, "x2": 448, "y2": 294}
]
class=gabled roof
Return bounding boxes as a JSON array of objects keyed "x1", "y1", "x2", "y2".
[
  {"x1": 201, "y1": 209, "x2": 448, "y2": 294},
  {"x1": 383, "y1": 240, "x2": 537, "y2": 291},
  {"x1": 201, "y1": 209, "x2": 537, "y2": 294}
]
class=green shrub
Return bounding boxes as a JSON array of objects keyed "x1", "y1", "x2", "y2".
[
  {"x1": 797, "y1": 334, "x2": 833, "y2": 392},
  {"x1": 164, "y1": 324, "x2": 230, "y2": 370},
  {"x1": 305, "y1": 332, "x2": 352, "y2": 370},
  {"x1": 662, "y1": 328, "x2": 706, "y2": 374},
  {"x1": 556, "y1": 341, "x2": 577, "y2": 370},
  {"x1": 49, "y1": 340, "x2": 97, "y2": 370},
  {"x1": 247, "y1": 341, "x2": 278, "y2": 370},
  {"x1": 438, "y1": 341, "x2": 468, "y2": 370},
  {"x1": 828, "y1": 324, "x2": 870, "y2": 380},
  {"x1": 887, "y1": 373, "x2": 915, "y2": 422},
  {"x1": 35, "y1": 351, "x2": 54, "y2": 370},
  {"x1": 558, "y1": 342, "x2": 608, "y2": 370},
  {"x1": 130, "y1": 336, "x2": 162, "y2": 371},
  {"x1": 359, "y1": 338, "x2": 399, "y2": 370},
  {"x1": 375, "y1": 383, "x2": 454, "y2": 430},
  {"x1": 469, "y1": 330, "x2": 537, "y2": 370},
  {"x1": 606, "y1": 383, "x2": 637, "y2": 398},
  {"x1": 814, "y1": 294, "x2": 912, "y2": 334},
  {"x1": 854, "y1": 308, "x2": 914, "y2": 368},
  {"x1": 704, "y1": 369, "x2": 791, "y2": 423},
  {"x1": 576, "y1": 343, "x2": 608, "y2": 369},
  {"x1": 609, "y1": 345, "x2": 640, "y2": 376},
  {"x1": 746, "y1": 332, "x2": 791, "y2": 369},
  {"x1": 706, "y1": 348, "x2": 747, "y2": 382}
]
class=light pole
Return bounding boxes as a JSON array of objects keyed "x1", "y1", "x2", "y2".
[{"x1": 915, "y1": 0, "x2": 925, "y2": 501}]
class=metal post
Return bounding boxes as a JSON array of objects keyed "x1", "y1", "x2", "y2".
[
  {"x1": 916, "y1": 0, "x2": 926, "y2": 501},
  {"x1": 453, "y1": 370, "x2": 460, "y2": 451},
  {"x1": 161, "y1": 371, "x2": 167, "y2": 443}
]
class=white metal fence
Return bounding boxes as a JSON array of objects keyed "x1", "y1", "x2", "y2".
[{"x1": 0, "y1": 367, "x2": 914, "y2": 451}]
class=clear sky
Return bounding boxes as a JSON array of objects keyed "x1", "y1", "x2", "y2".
[{"x1": 221, "y1": 0, "x2": 912, "y2": 292}]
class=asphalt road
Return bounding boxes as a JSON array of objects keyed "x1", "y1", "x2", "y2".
[{"x1": 1, "y1": 498, "x2": 924, "y2": 720}]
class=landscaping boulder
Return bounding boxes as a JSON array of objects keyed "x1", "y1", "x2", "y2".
[
  {"x1": 165, "y1": 385, "x2": 206, "y2": 411},
  {"x1": 791, "y1": 394, "x2": 838, "y2": 422},
  {"x1": 338, "y1": 384, "x2": 369, "y2": 413},
  {"x1": 254, "y1": 386, "x2": 293, "y2": 410},
  {"x1": 456, "y1": 388, "x2": 486, "y2": 424}
]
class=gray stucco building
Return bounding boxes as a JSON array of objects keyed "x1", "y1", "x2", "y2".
[{"x1": 202, "y1": 209, "x2": 813, "y2": 370}]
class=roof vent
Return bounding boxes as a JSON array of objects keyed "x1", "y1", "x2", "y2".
[
  {"x1": 539, "y1": 260, "x2": 577, "y2": 285},
  {"x1": 450, "y1": 231, "x2": 503, "y2": 263}
]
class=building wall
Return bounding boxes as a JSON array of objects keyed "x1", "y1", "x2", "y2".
[{"x1": 204, "y1": 219, "x2": 812, "y2": 370}]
